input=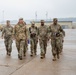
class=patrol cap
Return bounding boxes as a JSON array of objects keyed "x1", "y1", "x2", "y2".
[
  {"x1": 41, "y1": 20, "x2": 44, "y2": 23},
  {"x1": 6, "y1": 20, "x2": 10, "y2": 22},
  {"x1": 53, "y1": 18, "x2": 58, "y2": 21},
  {"x1": 19, "y1": 18, "x2": 23, "y2": 20},
  {"x1": 31, "y1": 21, "x2": 35, "y2": 25}
]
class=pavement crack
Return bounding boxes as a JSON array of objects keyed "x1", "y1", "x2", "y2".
[
  {"x1": 9, "y1": 55, "x2": 39, "y2": 75},
  {"x1": 0, "y1": 64, "x2": 10, "y2": 67}
]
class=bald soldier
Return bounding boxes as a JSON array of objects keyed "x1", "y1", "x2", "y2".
[
  {"x1": 38, "y1": 20, "x2": 48, "y2": 59},
  {"x1": 2, "y1": 20, "x2": 13, "y2": 56},
  {"x1": 48, "y1": 18, "x2": 65, "y2": 61},
  {"x1": 13, "y1": 18, "x2": 27, "y2": 60},
  {"x1": 29, "y1": 21, "x2": 38, "y2": 56}
]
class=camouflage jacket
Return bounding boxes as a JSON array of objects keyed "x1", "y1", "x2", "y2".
[
  {"x1": 13, "y1": 24, "x2": 27, "y2": 41},
  {"x1": 29, "y1": 26, "x2": 38, "y2": 39},
  {"x1": 48, "y1": 24, "x2": 65, "y2": 40},
  {"x1": 38, "y1": 25, "x2": 48, "y2": 40},
  {"x1": 2, "y1": 25, "x2": 13, "y2": 39}
]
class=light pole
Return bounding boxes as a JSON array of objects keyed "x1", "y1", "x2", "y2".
[
  {"x1": 2, "y1": 10, "x2": 4, "y2": 24},
  {"x1": 35, "y1": 11, "x2": 37, "y2": 21},
  {"x1": 46, "y1": 11, "x2": 48, "y2": 21}
]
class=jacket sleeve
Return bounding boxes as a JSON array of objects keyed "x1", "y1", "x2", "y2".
[
  {"x1": 59, "y1": 26, "x2": 65, "y2": 36},
  {"x1": 1, "y1": 27, "x2": 5, "y2": 37}
]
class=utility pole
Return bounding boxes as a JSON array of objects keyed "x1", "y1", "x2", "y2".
[
  {"x1": 46, "y1": 11, "x2": 48, "y2": 21},
  {"x1": 35, "y1": 11, "x2": 37, "y2": 21},
  {"x1": 2, "y1": 10, "x2": 4, "y2": 24}
]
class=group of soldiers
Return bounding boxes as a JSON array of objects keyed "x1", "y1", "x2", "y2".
[{"x1": 1, "y1": 18, "x2": 65, "y2": 61}]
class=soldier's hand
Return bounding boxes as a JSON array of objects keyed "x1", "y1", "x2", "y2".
[
  {"x1": 47, "y1": 37, "x2": 50, "y2": 41},
  {"x1": 47, "y1": 38, "x2": 49, "y2": 41},
  {"x1": 62, "y1": 40, "x2": 64, "y2": 43},
  {"x1": 1, "y1": 36, "x2": 3, "y2": 39},
  {"x1": 12, "y1": 36, "x2": 15, "y2": 40},
  {"x1": 37, "y1": 40, "x2": 38, "y2": 43}
]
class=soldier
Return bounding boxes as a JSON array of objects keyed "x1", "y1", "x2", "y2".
[
  {"x1": 38, "y1": 20, "x2": 48, "y2": 59},
  {"x1": 20, "y1": 21, "x2": 28, "y2": 51},
  {"x1": 2, "y1": 20, "x2": 13, "y2": 56},
  {"x1": 13, "y1": 18, "x2": 27, "y2": 60},
  {"x1": 29, "y1": 21, "x2": 38, "y2": 56},
  {"x1": 48, "y1": 18, "x2": 65, "y2": 61}
]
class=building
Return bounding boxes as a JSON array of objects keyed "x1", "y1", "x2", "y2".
[{"x1": 35, "y1": 21, "x2": 73, "y2": 29}]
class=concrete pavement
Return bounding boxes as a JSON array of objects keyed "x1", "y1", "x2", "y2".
[{"x1": 0, "y1": 29, "x2": 76, "y2": 75}]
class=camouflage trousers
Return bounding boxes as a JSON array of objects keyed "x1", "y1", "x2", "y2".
[
  {"x1": 16, "y1": 39, "x2": 27, "y2": 57},
  {"x1": 26, "y1": 40, "x2": 28, "y2": 50},
  {"x1": 39, "y1": 39, "x2": 47, "y2": 56},
  {"x1": 51, "y1": 38, "x2": 62, "y2": 57},
  {"x1": 60, "y1": 38, "x2": 64, "y2": 53},
  {"x1": 30, "y1": 38, "x2": 38, "y2": 55},
  {"x1": 4, "y1": 38, "x2": 12, "y2": 54}
]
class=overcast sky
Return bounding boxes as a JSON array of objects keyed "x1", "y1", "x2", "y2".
[{"x1": 0, "y1": 0, "x2": 76, "y2": 21}]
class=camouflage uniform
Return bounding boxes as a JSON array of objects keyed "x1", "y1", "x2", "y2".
[
  {"x1": 0, "y1": 25, "x2": 3, "y2": 31},
  {"x1": 38, "y1": 23, "x2": 48, "y2": 59},
  {"x1": 60, "y1": 31, "x2": 65, "y2": 53},
  {"x1": 48, "y1": 23, "x2": 65, "y2": 61},
  {"x1": 29, "y1": 22, "x2": 38, "y2": 56},
  {"x1": 26, "y1": 27, "x2": 29, "y2": 51},
  {"x1": 23, "y1": 21, "x2": 28, "y2": 51},
  {"x1": 2, "y1": 25, "x2": 13, "y2": 56},
  {"x1": 13, "y1": 23, "x2": 27, "y2": 60}
]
